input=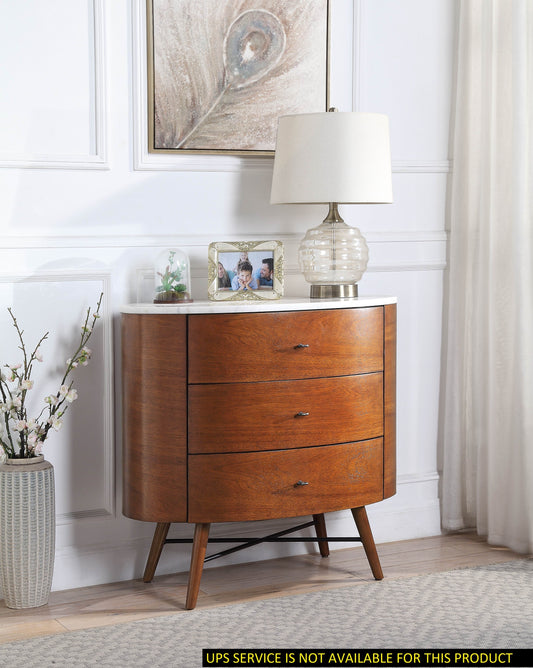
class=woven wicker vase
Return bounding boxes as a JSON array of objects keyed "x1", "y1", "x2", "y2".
[{"x1": 0, "y1": 455, "x2": 55, "y2": 609}]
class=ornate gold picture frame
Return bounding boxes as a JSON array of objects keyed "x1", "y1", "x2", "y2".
[
  {"x1": 147, "y1": 0, "x2": 329, "y2": 156},
  {"x1": 208, "y1": 240, "x2": 284, "y2": 301}
]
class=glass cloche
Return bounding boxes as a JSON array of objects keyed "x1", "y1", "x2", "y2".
[{"x1": 153, "y1": 248, "x2": 193, "y2": 304}]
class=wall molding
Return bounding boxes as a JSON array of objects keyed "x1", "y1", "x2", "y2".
[
  {"x1": 368, "y1": 260, "x2": 446, "y2": 273},
  {"x1": 0, "y1": 0, "x2": 108, "y2": 170},
  {"x1": 352, "y1": 0, "x2": 365, "y2": 111},
  {"x1": 0, "y1": 230, "x2": 447, "y2": 249},
  {"x1": 0, "y1": 271, "x2": 115, "y2": 524},
  {"x1": 394, "y1": 160, "x2": 451, "y2": 173},
  {"x1": 0, "y1": 231, "x2": 447, "y2": 275},
  {"x1": 58, "y1": 508, "x2": 113, "y2": 524}
]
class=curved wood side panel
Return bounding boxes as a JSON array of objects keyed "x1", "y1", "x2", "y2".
[
  {"x1": 383, "y1": 303, "x2": 397, "y2": 499},
  {"x1": 188, "y1": 307, "x2": 383, "y2": 383},
  {"x1": 122, "y1": 314, "x2": 187, "y2": 522}
]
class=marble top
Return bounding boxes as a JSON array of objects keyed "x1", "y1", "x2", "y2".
[{"x1": 121, "y1": 296, "x2": 397, "y2": 315}]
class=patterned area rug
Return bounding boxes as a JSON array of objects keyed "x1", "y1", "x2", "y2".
[{"x1": 0, "y1": 560, "x2": 531, "y2": 668}]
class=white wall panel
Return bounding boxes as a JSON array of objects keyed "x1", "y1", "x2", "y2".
[
  {"x1": 0, "y1": 275, "x2": 113, "y2": 527},
  {"x1": 361, "y1": 0, "x2": 454, "y2": 166},
  {"x1": 0, "y1": 0, "x2": 106, "y2": 168}
]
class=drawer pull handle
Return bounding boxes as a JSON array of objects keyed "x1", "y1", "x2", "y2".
[
  {"x1": 294, "y1": 411, "x2": 310, "y2": 417},
  {"x1": 294, "y1": 343, "x2": 309, "y2": 349},
  {"x1": 294, "y1": 480, "x2": 309, "y2": 487}
]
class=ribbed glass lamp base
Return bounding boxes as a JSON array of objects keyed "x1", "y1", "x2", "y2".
[
  {"x1": 298, "y1": 204, "x2": 368, "y2": 300},
  {"x1": 310, "y1": 284, "x2": 358, "y2": 299}
]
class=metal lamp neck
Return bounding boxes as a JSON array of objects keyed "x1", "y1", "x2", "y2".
[{"x1": 323, "y1": 202, "x2": 344, "y2": 224}]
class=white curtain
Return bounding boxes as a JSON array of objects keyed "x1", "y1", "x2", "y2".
[{"x1": 441, "y1": 0, "x2": 533, "y2": 553}]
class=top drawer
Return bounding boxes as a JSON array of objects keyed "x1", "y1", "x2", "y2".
[{"x1": 188, "y1": 307, "x2": 383, "y2": 383}]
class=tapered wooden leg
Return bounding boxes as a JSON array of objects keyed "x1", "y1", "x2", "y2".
[
  {"x1": 143, "y1": 522, "x2": 170, "y2": 583},
  {"x1": 186, "y1": 523, "x2": 210, "y2": 610},
  {"x1": 312, "y1": 513, "x2": 330, "y2": 557},
  {"x1": 351, "y1": 506, "x2": 384, "y2": 580}
]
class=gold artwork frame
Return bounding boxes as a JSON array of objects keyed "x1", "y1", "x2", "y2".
[
  {"x1": 208, "y1": 240, "x2": 284, "y2": 301},
  {"x1": 147, "y1": 0, "x2": 330, "y2": 156}
]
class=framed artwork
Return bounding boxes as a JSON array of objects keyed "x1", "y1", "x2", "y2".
[
  {"x1": 147, "y1": 0, "x2": 329, "y2": 156},
  {"x1": 208, "y1": 240, "x2": 284, "y2": 301}
]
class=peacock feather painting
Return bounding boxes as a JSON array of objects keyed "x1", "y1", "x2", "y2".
[{"x1": 148, "y1": 0, "x2": 329, "y2": 154}]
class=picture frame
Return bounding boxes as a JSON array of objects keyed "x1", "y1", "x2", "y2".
[
  {"x1": 147, "y1": 0, "x2": 330, "y2": 156},
  {"x1": 208, "y1": 240, "x2": 284, "y2": 301}
]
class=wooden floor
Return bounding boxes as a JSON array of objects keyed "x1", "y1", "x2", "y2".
[{"x1": 0, "y1": 532, "x2": 524, "y2": 645}]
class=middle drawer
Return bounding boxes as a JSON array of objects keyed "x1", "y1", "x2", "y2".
[{"x1": 188, "y1": 373, "x2": 383, "y2": 454}]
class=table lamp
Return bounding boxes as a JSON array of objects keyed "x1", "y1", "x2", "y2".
[{"x1": 270, "y1": 109, "x2": 393, "y2": 298}]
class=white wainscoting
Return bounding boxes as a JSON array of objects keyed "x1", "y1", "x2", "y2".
[
  {"x1": 0, "y1": 0, "x2": 107, "y2": 169},
  {"x1": 0, "y1": 273, "x2": 114, "y2": 527}
]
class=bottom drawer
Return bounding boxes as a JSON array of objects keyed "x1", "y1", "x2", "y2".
[{"x1": 188, "y1": 439, "x2": 383, "y2": 522}]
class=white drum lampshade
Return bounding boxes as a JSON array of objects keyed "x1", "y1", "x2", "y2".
[{"x1": 270, "y1": 110, "x2": 393, "y2": 298}]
